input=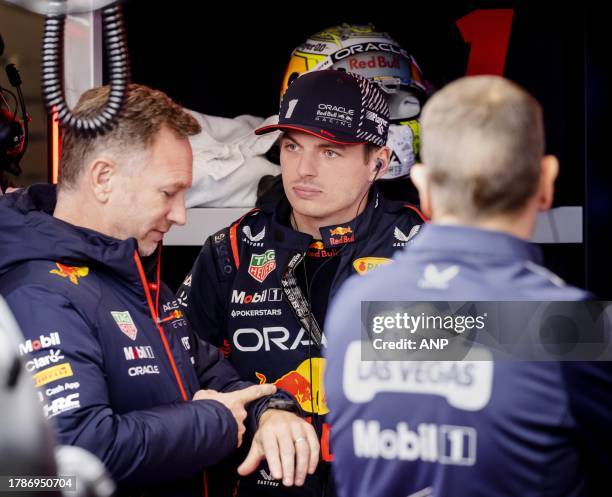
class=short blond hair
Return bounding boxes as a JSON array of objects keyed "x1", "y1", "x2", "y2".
[
  {"x1": 420, "y1": 75, "x2": 544, "y2": 219},
  {"x1": 59, "y1": 84, "x2": 201, "y2": 188}
]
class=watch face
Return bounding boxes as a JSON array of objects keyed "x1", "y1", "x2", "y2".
[{"x1": 268, "y1": 398, "x2": 300, "y2": 413}]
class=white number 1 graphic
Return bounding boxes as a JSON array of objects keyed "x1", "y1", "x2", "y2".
[{"x1": 285, "y1": 99, "x2": 299, "y2": 118}]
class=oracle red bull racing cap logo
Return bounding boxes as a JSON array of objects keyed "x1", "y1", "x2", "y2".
[
  {"x1": 248, "y1": 249, "x2": 277, "y2": 283},
  {"x1": 256, "y1": 357, "x2": 329, "y2": 414}
]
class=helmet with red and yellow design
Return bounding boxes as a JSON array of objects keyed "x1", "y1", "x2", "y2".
[{"x1": 281, "y1": 23, "x2": 429, "y2": 179}]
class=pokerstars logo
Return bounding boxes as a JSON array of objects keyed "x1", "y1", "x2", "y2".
[
  {"x1": 231, "y1": 288, "x2": 283, "y2": 305},
  {"x1": 19, "y1": 332, "x2": 61, "y2": 356},
  {"x1": 231, "y1": 309, "x2": 282, "y2": 318}
]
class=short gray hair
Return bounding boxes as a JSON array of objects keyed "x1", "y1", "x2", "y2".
[{"x1": 420, "y1": 75, "x2": 544, "y2": 219}]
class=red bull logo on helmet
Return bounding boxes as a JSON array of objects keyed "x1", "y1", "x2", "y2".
[
  {"x1": 348, "y1": 54, "x2": 400, "y2": 70},
  {"x1": 256, "y1": 358, "x2": 329, "y2": 414}
]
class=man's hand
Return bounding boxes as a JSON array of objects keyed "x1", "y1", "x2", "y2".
[
  {"x1": 193, "y1": 384, "x2": 276, "y2": 448},
  {"x1": 237, "y1": 409, "x2": 320, "y2": 487}
]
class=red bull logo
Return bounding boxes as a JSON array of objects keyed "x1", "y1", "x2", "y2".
[
  {"x1": 328, "y1": 235, "x2": 355, "y2": 246},
  {"x1": 50, "y1": 263, "x2": 89, "y2": 285},
  {"x1": 256, "y1": 357, "x2": 328, "y2": 414},
  {"x1": 157, "y1": 309, "x2": 184, "y2": 325},
  {"x1": 329, "y1": 226, "x2": 352, "y2": 236},
  {"x1": 328, "y1": 226, "x2": 355, "y2": 246},
  {"x1": 307, "y1": 241, "x2": 338, "y2": 258},
  {"x1": 348, "y1": 54, "x2": 400, "y2": 70}
]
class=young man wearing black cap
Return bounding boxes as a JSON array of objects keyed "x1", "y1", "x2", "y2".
[{"x1": 177, "y1": 70, "x2": 425, "y2": 497}]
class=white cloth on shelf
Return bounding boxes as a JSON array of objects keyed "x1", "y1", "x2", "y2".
[{"x1": 185, "y1": 110, "x2": 281, "y2": 208}]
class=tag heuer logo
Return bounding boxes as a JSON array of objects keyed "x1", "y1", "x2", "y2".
[
  {"x1": 111, "y1": 311, "x2": 138, "y2": 341},
  {"x1": 248, "y1": 250, "x2": 276, "y2": 283}
]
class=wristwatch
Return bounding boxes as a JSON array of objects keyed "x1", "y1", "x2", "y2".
[
  {"x1": 265, "y1": 397, "x2": 301, "y2": 413},
  {"x1": 258, "y1": 396, "x2": 301, "y2": 424}
]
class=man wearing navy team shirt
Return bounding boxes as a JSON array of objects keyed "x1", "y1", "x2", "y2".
[{"x1": 325, "y1": 76, "x2": 612, "y2": 497}]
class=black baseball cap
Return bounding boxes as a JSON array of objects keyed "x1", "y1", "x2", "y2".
[{"x1": 255, "y1": 70, "x2": 390, "y2": 147}]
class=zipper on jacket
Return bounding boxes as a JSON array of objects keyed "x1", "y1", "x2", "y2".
[{"x1": 133, "y1": 249, "x2": 188, "y2": 401}]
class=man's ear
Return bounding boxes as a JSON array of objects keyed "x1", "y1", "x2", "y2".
[
  {"x1": 88, "y1": 158, "x2": 117, "y2": 203},
  {"x1": 536, "y1": 155, "x2": 559, "y2": 211},
  {"x1": 370, "y1": 146, "x2": 391, "y2": 181},
  {"x1": 410, "y1": 163, "x2": 432, "y2": 218}
]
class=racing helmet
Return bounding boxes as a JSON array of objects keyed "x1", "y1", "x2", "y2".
[{"x1": 281, "y1": 23, "x2": 429, "y2": 179}]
